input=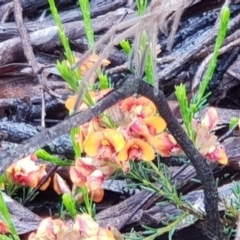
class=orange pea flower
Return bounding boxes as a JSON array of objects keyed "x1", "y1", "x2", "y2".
[
  {"x1": 154, "y1": 133, "x2": 181, "y2": 157},
  {"x1": 76, "y1": 158, "x2": 95, "y2": 177},
  {"x1": 54, "y1": 169, "x2": 105, "y2": 203},
  {"x1": 73, "y1": 213, "x2": 99, "y2": 237},
  {"x1": 194, "y1": 124, "x2": 216, "y2": 154},
  {"x1": 29, "y1": 214, "x2": 115, "y2": 240},
  {"x1": 93, "y1": 159, "x2": 118, "y2": 177},
  {"x1": 66, "y1": 54, "x2": 110, "y2": 86},
  {"x1": 28, "y1": 217, "x2": 69, "y2": 240},
  {"x1": 69, "y1": 158, "x2": 105, "y2": 196},
  {"x1": 120, "y1": 96, "x2": 156, "y2": 117},
  {"x1": 117, "y1": 138, "x2": 155, "y2": 162},
  {"x1": 86, "y1": 170, "x2": 104, "y2": 191},
  {"x1": 130, "y1": 116, "x2": 166, "y2": 143},
  {"x1": 65, "y1": 89, "x2": 112, "y2": 112},
  {"x1": 73, "y1": 214, "x2": 115, "y2": 239},
  {"x1": 143, "y1": 116, "x2": 167, "y2": 136},
  {"x1": 75, "y1": 119, "x2": 104, "y2": 150},
  {"x1": 130, "y1": 118, "x2": 151, "y2": 139},
  {"x1": 79, "y1": 54, "x2": 110, "y2": 77},
  {"x1": 84, "y1": 129, "x2": 125, "y2": 160},
  {"x1": 6, "y1": 155, "x2": 50, "y2": 190},
  {"x1": 205, "y1": 145, "x2": 228, "y2": 165},
  {"x1": 193, "y1": 107, "x2": 228, "y2": 165},
  {"x1": 69, "y1": 166, "x2": 87, "y2": 188}
]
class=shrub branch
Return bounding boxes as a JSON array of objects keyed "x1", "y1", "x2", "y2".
[{"x1": 0, "y1": 76, "x2": 223, "y2": 239}]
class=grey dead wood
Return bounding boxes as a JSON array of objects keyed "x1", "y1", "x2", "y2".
[
  {"x1": 0, "y1": 10, "x2": 136, "y2": 66},
  {"x1": 0, "y1": 0, "x2": 127, "y2": 21},
  {"x1": 158, "y1": 12, "x2": 240, "y2": 84},
  {"x1": 133, "y1": 181, "x2": 237, "y2": 229},
  {"x1": 0, "y1": 0, "x2": 130, "y2": 41},
  {"x1": 13, "y1": 0, "x2": 49, "y2": 127}
]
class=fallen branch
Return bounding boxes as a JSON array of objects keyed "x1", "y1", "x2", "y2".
[{"x1": 0, "y1": 76, "x2": 139, "y2": 174}]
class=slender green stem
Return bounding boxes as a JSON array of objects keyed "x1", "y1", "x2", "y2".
[
  {"x1": 62, "y1": 193, "x2": 77, "y2": 218},
  {"x1": 195, "y1": 6, "x2": 230, "y2": 106},
  {"x1": 48, "y1": 0, "x2": 75, "y2": 63},
  {"x1": 175, "y1": 6, "x2": 230, "y2": 141},
  {"x1": 0, "y1": 176, "x2": 20, "y2": 239},
  {"x1": 78, "y1": 0, "x2": 95, "y2": 48},
  {"x1": 144, "y1": 213, "x2": 188, "y2": 240}
]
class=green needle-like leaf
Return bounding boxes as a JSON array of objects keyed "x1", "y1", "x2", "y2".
[{"x1": 35, "y1": 149, "x2": 74, "y2": 166}]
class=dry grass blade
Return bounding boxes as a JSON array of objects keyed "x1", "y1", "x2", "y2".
[
  {"x1": 167, "y1": 0, "x2": 189, "y2": 51},
  {"x1": 147, "y1": 23, "x2": 158, "y2": 94},
  {"x1": 149, "y1": 0, "x2": 191, "y2": 51},
  {"x1": 72, "y1": 0, "x2": 192, "y2": 112}
]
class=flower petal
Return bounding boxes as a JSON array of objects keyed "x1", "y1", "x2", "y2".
[
  {"x1": 206, "y1": 145, "x2": 228, "y2": 165},
  {"x1": 65, "y1": 95, "x2": 77, "y2": 112},
  {"x1": 14, "y1": 171, "x2": 39, "y2": 188},
  {"x1": 0, "y1": 220, "x2": 10, "y2": 234},
  {"x1": 73, "y1": 214, "x2": 99, "y2": 237},
  {"x1": 69, "y1": 166, "x2": 86, "y2": 187},
  {"x1": 201, "y1": 107, "x2": 219, "y2": 130},
  {"x1": 97, "y1": 227, "x2": 115, "y2": 240},
  {"x1": 120, "y1": 96, "x2": 156, "y2": 117},
  {"x1": 65, "y1": 95, "x2": 89, "y2": 112},
  {"x1": 130, "y1": 118, "x2": 151, "y2": 139},
  {"x1": 75, "y1": 157, "x2": 95, "y2": 177},
  {"x1": 143, "y1": 116, "x2": 167, "y2": 135},
  {"x1": 154, "y1": 133, "x2": 178, "y2": 157},
  {"x1": 117, "y1": 138, "x2": 155, "y2": 161},
  {"x1": 86, "y1": 170, "x2": 104, "y2": 191},
  {"x1": 90, "y1": 188, "x2": 104, "y2": 203},
  {"x1": 53, "y1": 173, "x2": 71, "y2": 195},
  {"x1": 103, "y1": 129, "x2": 125, "y2": 152},
  {"x1": 40, "y1": 177, "x2": 51, "y2": 191},
  {"x1": 83, "y1": 131, "x2": 104, "y2": 157},
  {"x1": 135, "y1": 139, "x2": 155, "y2": 161},
  {"x1": 136, "y1": 96, "x2": 156, "y2": 117}
]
